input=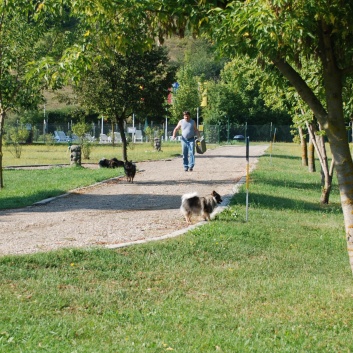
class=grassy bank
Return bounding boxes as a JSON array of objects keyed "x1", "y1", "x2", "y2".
[{"x1": 1, "y1": 143, "x2": 352, "y2": 352}]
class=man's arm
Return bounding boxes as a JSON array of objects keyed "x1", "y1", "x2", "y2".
[{"x1": 172, "y1": 121, "x2": 181, "y2": 139}]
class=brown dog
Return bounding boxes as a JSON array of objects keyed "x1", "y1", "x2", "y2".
[{"x1": 180, "y1": 190, "x2": 223, "y2": 224}]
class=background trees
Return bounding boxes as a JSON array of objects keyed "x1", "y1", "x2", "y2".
[
  {"x1": 203, "y1": 56, "x2": 291, "y2": 126},
  {"x1": 3, "y1": 0, "x2": 353, "y2": 274},
  {"x1": 196, "y1": 0, "x2": 353, "y2": 273},
  {"x1": 0, "y1": 0, "x2": 73, "y2": 188},
  {"x1": 169, "y1": 65, "x2": 201, "y2": 122},
  {"x1": 74, "y1": 45, "x2": 175, "y2": 161},
  {"x1": 81, "y1": 0, "x2": 352, "y2": 273},
  {"x1": 165, "y1": 37, "x2": 226, "y2": 123}
]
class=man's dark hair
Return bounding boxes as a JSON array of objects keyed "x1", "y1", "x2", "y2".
[{"x1": 183, "y1": 111, "x2": 190, "y2": 116}]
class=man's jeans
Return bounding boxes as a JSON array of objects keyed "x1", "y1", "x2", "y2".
[{"x1": 181, "y1": 137, "x2": 195, "y2": 170}]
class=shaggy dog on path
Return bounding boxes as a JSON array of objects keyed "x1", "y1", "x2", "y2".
[
  {"x1": 124, "y1": 161, "x2": 136, "y2": 183},
  {"x1": 180, "y1": 190, "x2": 223, "y2": 224}
]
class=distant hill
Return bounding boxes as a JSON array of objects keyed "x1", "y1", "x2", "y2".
[{"x1": 43, "y1": 86, "x2": 77, "y2": 111}]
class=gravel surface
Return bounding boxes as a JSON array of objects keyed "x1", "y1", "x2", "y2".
[{"x1": 0, "y1": 145, "x2": 268, "y2": 256}]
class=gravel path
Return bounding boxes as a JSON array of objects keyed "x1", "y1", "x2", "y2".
[{"x1": 0, "y1": 145, "x2": 268, "y2": 256}]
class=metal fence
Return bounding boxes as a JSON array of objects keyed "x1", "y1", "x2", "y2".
[
  {"x1": 4, "y1": 122, "x2": 293, "y2": 144},
  {"x1": 203, "y1": 124, "x2": 292, "y2": 143}
]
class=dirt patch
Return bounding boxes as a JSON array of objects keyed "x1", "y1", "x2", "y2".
[{"x1": 0, "y1": 145, "x2": 267, "y2": 256}]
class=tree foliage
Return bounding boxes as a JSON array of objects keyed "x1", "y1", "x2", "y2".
[
  {"x1": 74, "y1": 44, "x2": 175, "y2": 160},
  {"x1": 2, "y1": 0, "x2": 353, "y2": 273},
  {"x1": 170, "y1": 65, "x2": 200, "y2": 122},
  {"x1": 191, "y1": 0, "x2": 353, "y2": 274},
  {"x1": 203, "y1": 56, "x2": 291, "y2": 125},
  {"x1": 80, "y1": 0, "x2": 353, "y2": 273},
  {"x1": 0, "y1": 0, "x2": 74, "y2": 188}
]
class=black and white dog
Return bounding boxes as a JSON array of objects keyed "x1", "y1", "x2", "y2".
[{"x1": 180, "y1": 190, "x2": 223, "y2": 224}]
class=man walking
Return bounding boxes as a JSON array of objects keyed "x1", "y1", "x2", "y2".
[{"x1": 172, "y1": 111, "x2": 200, "y2": 171}]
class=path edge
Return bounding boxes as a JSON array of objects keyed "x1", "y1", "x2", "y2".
[{"x1": 105, "y1": 176, "x2": 246, "y2": 250}]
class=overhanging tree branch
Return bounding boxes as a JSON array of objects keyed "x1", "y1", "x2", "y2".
[
  {"x1": 341, "y1": 66, "x2": 353, "y2": 76},
  {"x1": 271, "y1": 56, "x2": 328, "y2": 124}
]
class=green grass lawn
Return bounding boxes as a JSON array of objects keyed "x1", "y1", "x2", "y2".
[
  {"x1": 2, "y1": 141, "x2": 184, "y2": 167},
  {"x1": 0, "y1": 167, "x2": 122, "y2": 209},
  {"x1": 1, "y1": 143, "x2": 352, "y2": 353}
]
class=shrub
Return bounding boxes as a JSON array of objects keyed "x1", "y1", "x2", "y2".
[{"x1": 4, "y1": 127, "x2": 30, "y2": 158}]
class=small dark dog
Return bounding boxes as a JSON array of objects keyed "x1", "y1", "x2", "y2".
[
  {"x1": 99, "y1": 158, "x2": 124, "y2": 169},
  {"x1": 110, "y1": 158, "x2": 125, "y2": 168},
  {"x1": 180, "y1": 190, "x2": 223, "y2": 224},
  {"x1": 124, "y1": 160, "x2": 136, "y2": 183}
]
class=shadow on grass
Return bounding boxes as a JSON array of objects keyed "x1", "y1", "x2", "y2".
[
  {"x1": 255, "y1": 175, "x2": 323, "y2": 192},
  {"x1": 231, "y1": 191, "x2": 341, "y2": 214},
  {"x1": 264, "y1": 153, "x2": 302, "y2": 161}
]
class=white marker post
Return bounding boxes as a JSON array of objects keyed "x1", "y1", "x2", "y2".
[{"x1": 246, "y1": 136, "x2": 250, "y2": 222}]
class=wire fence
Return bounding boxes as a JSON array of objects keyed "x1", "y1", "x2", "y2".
[
  {"x1": 4, "y1": 122, "x2": 293, "y2": 144},
  {"x1": 202, "y1": 124, "x2": 292, "y2": 143}
]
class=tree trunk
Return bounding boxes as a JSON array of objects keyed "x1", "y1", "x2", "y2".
[
  {"x1": 308, "y1": 138, "x2": 315, "y2": 172},
  {"x1": 111, "y1": 121, "x2": 115, "y2": 146},
  {"x1": 272, "y1": 20, "x2": 353, "y2": 274},
  {"x1": 117, "y1": 117, "x2": 128, "y2": 162},
  {"x1": 306, "y1": 123, "x2": 331, "y2": 204},
  {"x1": 0, "y1": 106, "x2": 5, "y2": 189},
  {"x1": 320, "y1": 165, "x2": 332, "y2": 204},
  {"x1": 320, "y1": 154, "x2": 334, "y2": 204},
  {"x1": 320, "y1": 184, "x2": 331, "y2": 204},
  {"x1": 299, "y1": 127, "x2": 308, "y2": 166}
]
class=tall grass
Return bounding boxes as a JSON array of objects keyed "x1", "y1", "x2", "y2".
[{"x1": 1, "y1": 143, "x2": 352, "y2": 353}]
